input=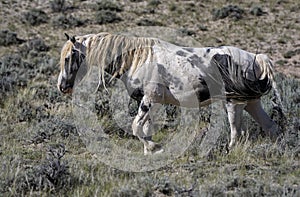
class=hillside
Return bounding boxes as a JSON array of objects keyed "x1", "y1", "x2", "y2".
[{"x1": 0, "y1": 0, "x2": 299, "y2": 196}]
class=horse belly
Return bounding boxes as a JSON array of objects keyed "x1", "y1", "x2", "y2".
[{"x1": 168, "y1": 78, "x2": 211, "y2": 108}]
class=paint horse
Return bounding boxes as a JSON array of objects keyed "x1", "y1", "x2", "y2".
[{"x1": 58, "y1": 32, "x2": 280, "y2": 155}]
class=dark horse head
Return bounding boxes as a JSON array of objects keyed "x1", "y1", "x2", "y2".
[{"x1": 57, "y1": 33, "x2": 86, "y2": 94}]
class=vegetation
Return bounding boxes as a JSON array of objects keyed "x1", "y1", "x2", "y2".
[{"x1": 0, "y1": 0, "x2": 299, "y2": 196}]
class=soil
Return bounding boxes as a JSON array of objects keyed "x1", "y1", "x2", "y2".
[{"x1": 0, "y1": 0, "x2": 299, "y2": 196}]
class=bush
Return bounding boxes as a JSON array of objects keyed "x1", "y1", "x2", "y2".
[
  {"x1": 147, "y1": 0, "x2": 161, "y2": 7},
  {"x1": 22, "y1": 9, "x2": 49, "y2": 26},
  {"x1": 212, "y1": 5, "x2": 244, "y2": 21},
  {"x1": 250, "y1": 6, "x2": 267, "y2": 16},
  {"x1": 26, "y1": 37, "x2": 50, "y2": 52},
  {"x1": 31, "y1": 118, "x2": 78, "y2": 144},
  {"x1": 0, "y1": 30, "x2": 25, "y2": 46},
  {"x1": 5, "y1": 144, "x2": 70, "y2": 194},
  {"x1": 50, "y1": 0, "x2": 66, "y2": 12},
  {"x1": 0, "y1": 54, "x2": 32, "y2": 96},
  {"x1": 96, "y1": 0, "x2": 123, "y2": 12},
  {"x1": 52, "y1": 14, "x2": 85, "y2": 28},
  {"x1": 95, "y1": 10, "x2": 122, "y2": 25},
  {"x1": 136, "y1": 18, "x2": 163, "y2": 26},
  {"x1": 283, "y1": 49, "x2": 300, "y2": 59}
]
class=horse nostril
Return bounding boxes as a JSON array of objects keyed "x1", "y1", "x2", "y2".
[
  {"x1": 59, "y1": 84, "x2": 73, "y2": 93},
  {"x1": 60, "y1": 86, "x2": 64, "y2": 92},
  {"x1": 59, "y1": 85, "x2": 67, "y2": 93}
]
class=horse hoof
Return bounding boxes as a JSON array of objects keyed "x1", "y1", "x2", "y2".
[
  {"x1": 144, "y1": 148, "x2": 164, "y2": 155},
  {"x1": 144, "y1": 143, "x2": 164, "y2": 155},
  {"x1": 154, "y1": 148, "x2": 164, "y2": 154}
]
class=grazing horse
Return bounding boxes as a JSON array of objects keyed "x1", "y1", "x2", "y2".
[{"x1": 57, "y1": 32, "x2": 280, "y2": 155}]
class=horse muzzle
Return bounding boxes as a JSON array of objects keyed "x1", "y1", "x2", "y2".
[{"x1": 57, "y1": 83, "x2": 73, "y2": 94}]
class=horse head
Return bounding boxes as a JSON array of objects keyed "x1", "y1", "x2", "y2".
[{"x1": 57, "y1": 33, "x2": 87, "y2": 94}]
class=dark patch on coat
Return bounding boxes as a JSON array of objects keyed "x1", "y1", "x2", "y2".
[
  {"x1": 140, "y1": 101, "x2": 151, "y2": 112},
  {"x1": 176, "y1": 50, "x2": 188, "y2": 57},
  {"x1": 206, "y1": 48, "x2": 211, "y2": 54},
  {"x1": 133, "y1": 78, "x2": 141, "y2": 85},
  {"x1": 211, "y1": 53, "x2": 272, "y2": 100},
  {"x1": 187, "y1": 54, "x2": 204, "y2": 68},
  {"x1": 183, "y1": 47, "x2": 194, "y2": 53},
  {"x1": 193, "y1": 76, "x2": 211, "y2": 103},
  {"x1": 129, "y1": 88, "x2": 144, "y2": 102},
  {"x1": 157, "y1": 63, "x2": 184, "y2": 90}
]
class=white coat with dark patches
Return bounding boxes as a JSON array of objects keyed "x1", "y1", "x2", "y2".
[{"x1": 58, "y1": 33, "x2": 280, "y2": 155}]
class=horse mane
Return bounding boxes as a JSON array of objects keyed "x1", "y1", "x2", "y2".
[
  {"x1": 60, "y1": 40, "x2": 73, "y2": 71},
  {"x1": 85, "y1": 33, "x2": 159, "y2": 87}
]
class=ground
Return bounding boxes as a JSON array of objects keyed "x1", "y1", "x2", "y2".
[{"x1": 0, "y1": 0, "x2": 299, "y2": 196}]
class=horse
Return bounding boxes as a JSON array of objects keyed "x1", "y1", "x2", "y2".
[{"x1": 57, "y1": 32, "x2": 281, "y2": 155}]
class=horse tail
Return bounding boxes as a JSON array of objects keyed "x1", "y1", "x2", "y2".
[{"x1": 256, "y1": 54, "x2": 285, "y2": 117}]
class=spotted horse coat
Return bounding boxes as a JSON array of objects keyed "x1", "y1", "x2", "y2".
[{"x1": 58, "y1": 33, "x2": 281, "y2": 155}]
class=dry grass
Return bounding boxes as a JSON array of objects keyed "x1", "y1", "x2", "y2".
[{"x1": 0, "y1": 0, "x2": 299, "y2": 196}]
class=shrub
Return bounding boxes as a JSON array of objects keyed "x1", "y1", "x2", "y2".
[
  {"x1": 0, "y1": 30, "x2": 25, "y2": 46},
  {"x1": 147, "y1": 0, "x2": 161, "y2": 7},
  {"x1": 0, "y1": 54, "x2": 31, "y2": 96},
  {"x1": 96, "y1": 0, "x2": 123, "y2": 12},
  {"x1": 95, "y1": 10, "x2": 122, "y2": 25},
  {"x1": 250, "y1": 6, "x2": 267, "y2": 16},
  {"x1": 136, "y1": 18, "x2": 163, "y2": 26},
  {"x1": 52, "y1": 14, "x2": 85, "y2": 28},
  {"x1": 22, "y1": 9, "x2": 49, "y2": 26},
  {"x1": 212, "y1": 5, "x2": 244, "y2": 21},
  {"x1": 50, "y1": 0, "x2": 66, "y2": 12},
  {"x1": 283, "y1": 49, "x2": 300, "y2": 59},
  {"x1": 26, "y1": 37, "x2": 50, "y2": 52},
  {"x1": 6, "y1": 144, "x2": 70, "y2": 194}
]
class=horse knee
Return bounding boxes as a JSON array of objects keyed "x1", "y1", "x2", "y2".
[{"x1": 132, "y1": 96, "x2": 153, "y2": 137}]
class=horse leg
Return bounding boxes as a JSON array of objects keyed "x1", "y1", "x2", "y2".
[
  {"x1": 132, "y1": 96, "x2": 163, "y2": 155},
  {"x1": 226, "y1": 101, "x2": 246, "y2": 149},
  {"x1": 244, "y1": 99, "x2": 279, "y2": 141}
]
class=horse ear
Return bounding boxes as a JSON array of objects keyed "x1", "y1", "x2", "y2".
[
  {"x1": 64, "y1": 33, "x2": 70, "y2": 40},
  {"x1": 71, "y1": 36, "x2": 76, "y2": 44}
]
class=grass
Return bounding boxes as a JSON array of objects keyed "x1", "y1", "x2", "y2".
[
  {"x1": 0, "y1": 0, "x2": 299, "y2": 196},
  {"x1": 1, "y1": 65, "x2": 299, "y2": 195}
]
